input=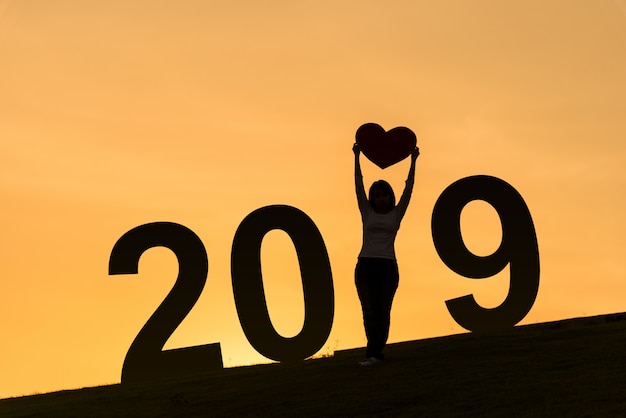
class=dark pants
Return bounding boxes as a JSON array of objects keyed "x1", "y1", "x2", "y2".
[{"x1": 355, "y1": 257, "x2": 399, "y2": 361}]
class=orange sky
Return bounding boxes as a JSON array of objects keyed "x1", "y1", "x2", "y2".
[{"x1": 2, "y1": 0, "x2": 626, "y2": 398}]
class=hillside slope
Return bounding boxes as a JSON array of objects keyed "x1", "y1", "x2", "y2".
[{"x1": 2, "y1": 313, "x2": 626, "y2": 417}]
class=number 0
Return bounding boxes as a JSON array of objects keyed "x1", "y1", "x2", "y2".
[
  {"x1": 231, "y1": 205, "x2": 334, "y2": 362},
  {"x1": 431, "y1": 175, "x2": 540, "y2": 333}
]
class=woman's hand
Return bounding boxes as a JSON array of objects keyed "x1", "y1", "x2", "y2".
[
  {"x1": 353, "y1": 143, "x2": 361, "y2": 156},
  {"x1": 411, "y1": 147, "x2": 420, "y2": 161}
]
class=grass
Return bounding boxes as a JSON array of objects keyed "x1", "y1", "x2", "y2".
[{"x1": 2, "y1": 312, "x2": 626, "y2": 417}]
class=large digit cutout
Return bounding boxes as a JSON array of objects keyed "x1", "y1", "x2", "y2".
[
  {"x1": 431, "y1": 175, "x2": 540, "y2": 333},
  {"x1": 109, "y1": 222, "x2": 222, "y2": 383},
  {"x1": 231, "y1": 205, "x2": 334, "y2": 362}
]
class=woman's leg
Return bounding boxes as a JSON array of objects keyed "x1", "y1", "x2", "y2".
[
  {"x1": 375, "y1": 260, "x2": 399, "y2": 359},
  {"x1": 355, "y1": 259, "x2": 376, "y2": 357}
]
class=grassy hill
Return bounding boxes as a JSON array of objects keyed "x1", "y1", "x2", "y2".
[{"x1": 2, "y1": 313, "x2": 626, "y2": 417}]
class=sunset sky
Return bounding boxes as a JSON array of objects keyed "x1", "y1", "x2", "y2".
[{"x1": 2, "y1": 0, "x2": 626, "y2": 398}]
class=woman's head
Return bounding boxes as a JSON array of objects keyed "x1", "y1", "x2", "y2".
[{"x1": 368, "y1": 180, "x2": 395, "y2": 213}]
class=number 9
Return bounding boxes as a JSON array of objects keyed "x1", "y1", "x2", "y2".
[{"x1": 431, "y1": 175, "x2": 540, "y2": 333}]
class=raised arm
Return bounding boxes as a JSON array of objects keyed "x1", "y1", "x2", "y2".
[
  {"x1": 396, "y1": 147, "x2": 420, "y2": 219},
  {"x1": 353, "y1": 143, "x2": 368, "y2": 214}
]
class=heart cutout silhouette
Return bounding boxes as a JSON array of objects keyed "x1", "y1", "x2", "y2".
[{"x1": 356, "y1": 123, "x2": 417, "y2": 169}]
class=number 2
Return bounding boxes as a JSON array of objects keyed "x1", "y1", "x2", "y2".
[
  {"x1": 108, "y1": 222, "x2": 222, "y2": 383},
  {"x1": 431, "y1": 175, "x2": 540, "y2": 333}
]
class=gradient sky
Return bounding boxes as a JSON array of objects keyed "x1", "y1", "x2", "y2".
[{"x1": 2, "y1": 0, "x2": 626, "y2": 398}]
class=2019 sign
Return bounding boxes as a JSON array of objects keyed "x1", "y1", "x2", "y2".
[{"x1": 109, "y1": 174, "x2": 539, "y2": 383}]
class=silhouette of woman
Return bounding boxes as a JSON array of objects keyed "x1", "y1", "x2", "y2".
[{"x1": 353, "y1": 142, "x2": 419, "y2": 366}]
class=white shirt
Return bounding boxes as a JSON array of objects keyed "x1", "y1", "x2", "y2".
[{"x1": 356, "y1": 178, "x2": 414, "y2": 260}]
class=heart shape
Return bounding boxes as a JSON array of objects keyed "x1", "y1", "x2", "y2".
[{"x1": 356, "y1": 123, "x2": 417, "y2": 169}]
